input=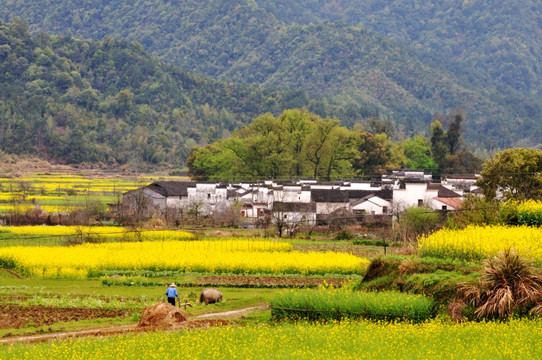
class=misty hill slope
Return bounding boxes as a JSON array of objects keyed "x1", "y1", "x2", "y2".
[{"x1": 1, "y1": 0, "x2": 542, "y2": 149}]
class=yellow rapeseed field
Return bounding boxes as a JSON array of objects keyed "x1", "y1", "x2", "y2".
[
  {"x1": 0, "y1": 225, "x2": 194, "y2": 240},
  {"x1": 418, "y1": 225, "x2": 542, "y2": 261},
  {"x1": 3, "y1": 319, "x2": 542, "y2": 359},
  {"x1": 0, "y1": 240, "x2": 367, "y2": 278}
]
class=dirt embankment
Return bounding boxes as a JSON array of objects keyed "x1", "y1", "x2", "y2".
[{"x1": 137, "y1": 303, "x2": 188, "y2": 329}]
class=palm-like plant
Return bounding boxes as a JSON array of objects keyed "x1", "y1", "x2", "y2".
[{"x1": 462, "y1": 248, "x2": 542, "y2": 318}]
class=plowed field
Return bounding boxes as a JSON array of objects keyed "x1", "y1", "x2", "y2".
[
  {"x1": 0, "y1": 304, "x2": 130, "y2": 329},
  {"x1": 199, "y1": 275, "x2": 350, "y2": 286}
]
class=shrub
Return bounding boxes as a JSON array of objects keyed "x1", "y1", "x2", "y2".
[
  {"x1": 334, "y1": 229, "x2": 353, "y2": 240},
  {"x1": 398, "y1": 206, "x2": 440, "y2": 241}
]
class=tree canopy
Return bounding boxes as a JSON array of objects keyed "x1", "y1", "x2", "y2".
[
  {"x1": 187, "y1": 109, "x2": 479, "y2": 181},
  {"x1": 188, "y1": 109, "x2": 393, "y2": 181},
  {"x1": 478, "y1": 148, "x2": 542, "y2": 201}
]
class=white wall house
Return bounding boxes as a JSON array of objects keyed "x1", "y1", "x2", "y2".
[
  {"x1": 311, "y1": 189, "x2": 350, "y2": 215},
  {"x1": 272, "y1": 185, "x2": 312, "y2": 203},
  {"x1": 123, "y1": 181, "x2": 193, "y2": 215},
  {"x1": 392, "y1": 181, "x2": 430, "y2": 210},
  {"x1": 272, "y1": 202, "x2": 317, "y2": 226},
  {"x1": 393, "y1": 181, "x2": 463, "y2": 211},
  {"x1": 351, "y1": 196, "x2": 391, "y2": 215}
]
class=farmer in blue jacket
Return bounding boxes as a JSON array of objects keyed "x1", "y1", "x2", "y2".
[{"x1": 166, "y1": 282, "x2": 180, "y2": 306}]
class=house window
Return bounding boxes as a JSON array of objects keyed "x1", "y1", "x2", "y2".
[
  {"x1": 442, "y1": 205, "x2": 448, "y2": 211},
  {"x1": 418, "y1": 199, "x2": 423, "y2": 207},
  {"x1": 382, "y1": 206, "x2": 388, "y2": 214},
  {"x1": 207, "y1": 194, "x2": 211, "y2": 199},
  {"x1": 241, "y1": 211, "x2": 245, "y2": 217},
  {"x1": 284, "y1": 214, "x2": 287, "y2": 219}
]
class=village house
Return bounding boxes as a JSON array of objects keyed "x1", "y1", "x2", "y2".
[
  {"x1": 123, "y1": 170, "x2": 471, "y2": 224},
  {"x1": 350, "y1": 195, "x2": 392, "y2": 216},
  {"x1": 426, "y1": 184, "x2": 464, "y2": 211},
  {"x1": 122, "y1": 181, "x2": 193, "y2": 216}
]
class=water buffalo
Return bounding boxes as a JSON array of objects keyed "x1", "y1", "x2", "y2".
[{"x1": 199, "y1": 288, "x2": 223, "y2": 305}]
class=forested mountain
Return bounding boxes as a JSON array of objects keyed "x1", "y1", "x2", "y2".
[
  {"x1": 0, "y1": 18, "x2": 350, "y2": 167},
  {"x1": 2, "y1": 0, "x2": 541, "y2": 151},
  {"x1": 259, "y1": 0, "x2": 542, "y2": 95}
]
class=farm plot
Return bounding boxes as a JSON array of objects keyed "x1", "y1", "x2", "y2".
[
  {"x1": 0, "y1": 239, "x2": 369, "y2": 278},
  {"x1": 101, "y1": 274, "x2": 356, "y2": 289},
  {"x1": 0, "y1": 174, "x2": 143, "y2": 214},
  {"x1": 0, "y1": 304, "x2": 131, "y2": 330},
  {"x1": 418, "y1": 225, "x2": 542, "y2": 262},
  {"x1": 271, "y1": 287, "x2": 434, "y2": 323},
  {"x1": 0, "y1": 173, "x2": 189, "y2": 214},
  {"x1": 0, "y1": 226, "x2": 194, "y2": 246},
  {"x1": 3, "y1": 320, "x2": 542, "y2": 359}
]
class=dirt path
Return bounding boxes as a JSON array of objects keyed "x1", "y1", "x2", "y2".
[
  {"x1": 0, "y1": 305, "x2": 269, "y2": 345},
  {"x1": 193, "y1": 304, "x2": 268, "y2": 319},
  {"x1": 0, "y1": 324, "x2": 138, "y2": 345}
]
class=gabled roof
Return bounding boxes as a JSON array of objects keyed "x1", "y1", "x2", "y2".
[
  {"x1": 427, "y1": 184, "x2": 461, "y2": 198},
  {"x1": 350, "y1": 195, "x2": 390, "y2": 208},
  {"x1": 350, "y1": 195, "x2": 375, "y2": 207},
  {"x1": 311, "y1": 189, "x2": 349, "y2": 203},
  {"x1": 146, "y1": 181, "x2": 194, "y2": 197},
  {"x1": 434, "y1": 197, "x2": 463, "y2": 209}
]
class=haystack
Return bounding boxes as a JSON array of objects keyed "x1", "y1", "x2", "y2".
[{"x1": 138, "y1": 303, "x2": 188, "y2": 329}]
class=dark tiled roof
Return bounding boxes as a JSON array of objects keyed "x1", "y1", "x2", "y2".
[
  {"x1": 347, "y1": 189, "x2": 393, "y2": 200},
  {"x1": 311, "y1": 189, "x2": 349, "y2": 203},
  {"x1": 427, "y1": 184, "x2": 461, "y2": 197},
  {"x1": 147, "y1": 181, "x2": 194, "y2": 197},
  {"x1": 273, "y1": 202, "x2": 316, "y2": 212}
]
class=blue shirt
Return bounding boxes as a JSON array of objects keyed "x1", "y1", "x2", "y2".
[{"x1": 166, "y1": 287, "x2": 178, "y2": 298}]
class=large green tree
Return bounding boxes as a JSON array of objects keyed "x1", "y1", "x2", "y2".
[
  {"x1": 187, "y1": 109, "x2": 360, "y2": 181},
  {"x1": 478, "y1": 148, "x2": 542, "y2": 201},
  {"x1": 402, "y1": 135, "x2": 438, "y2": 172}
]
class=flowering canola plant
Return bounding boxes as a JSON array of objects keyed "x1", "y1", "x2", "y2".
[
  {"x1": 418, "y1": 225, "x2": 542, "y2": 261},
  {"x1": 0, "y1": 240, "x2": 367, "y2": 278},
  {"x1": 3, "y1": 319, "x2": 542, "y2": 359},
  {"x1": 0, "y1": 226, "x2": 195, "y2": 242}
]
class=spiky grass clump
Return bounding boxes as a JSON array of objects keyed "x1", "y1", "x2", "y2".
[{"x1": 461, "y1": 248, "x2": 542, "y2": 319}]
